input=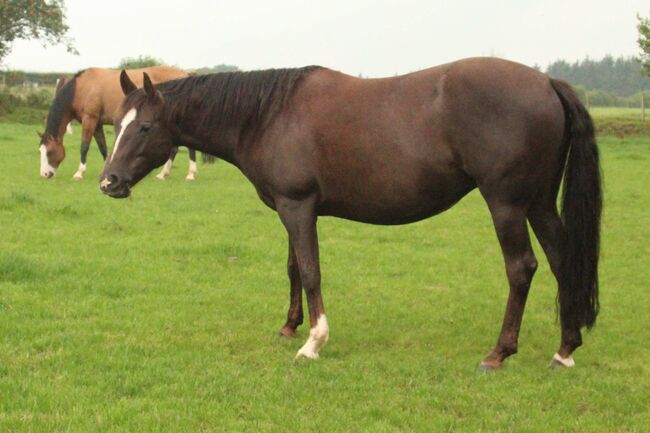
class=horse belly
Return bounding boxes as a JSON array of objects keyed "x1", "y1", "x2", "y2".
[{"x1": 317, "y1": 167, "x2": 475, "y2": 225}]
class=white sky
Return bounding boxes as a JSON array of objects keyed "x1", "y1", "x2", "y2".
[{"x1": 3, "y1": 0, "x2": 648, "y2": 76}]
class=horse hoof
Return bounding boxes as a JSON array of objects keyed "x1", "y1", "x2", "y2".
[
  {"x1": 478, "y1": 359, "x2": 501, "y2": 372},
  {"x1": 278, "y1": 326, "x2": 298, "y2": 338},
  {"x1": 73, "y1": 174, "x2": 83, "y2": 181},
  {"x1": 185, "y1": 174, "x2": 195, "y2": 181},
  {"x1": 295, "y1": 348, "x2": 319, "y2": 360},
  {"x1": 155, "y1": 175, "x2": 166, "y2": 180},
  {"x1": 549, "y1": 353, "x2": 575, "y2": 369}
]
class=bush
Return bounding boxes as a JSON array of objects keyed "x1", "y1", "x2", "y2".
[
  {"x1": 25, "y1": 88, "x2": 54, "y2": 109},
  {"x1": 0, "y1": 86, "x2": 53, "y2": 123},
  {"x1": 0, "y1": 89, "x2": 21, "y2": 116}
]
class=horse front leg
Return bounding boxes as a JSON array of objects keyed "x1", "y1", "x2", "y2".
[
  {"x1": 73, "y1": 115, "x2": 98, "y2": 180},
  {"x1": 480, "y1": 204, "x2": 538, "y2": 370},
  {"x1": 185, "y1": 148, "x2": 197, "y2": 181},
  {"x1": 279, "y1": 239, "x2": 304, "y2": 338},
  {"x1": 156, "y1": 147, "x2": 178, "y2": 180},
  {"x1": 277, "y1": 197, "x2": 328, "y2": 359}
]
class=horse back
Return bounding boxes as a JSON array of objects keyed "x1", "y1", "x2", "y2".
[
  {"x1": 72, "y1": 66, "x2": 190, "y2": 124},
  {"x1": 252, "y1": 58, "x2": 566, "y2": 224}
]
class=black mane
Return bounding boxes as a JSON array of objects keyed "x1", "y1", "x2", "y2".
[
  {"x1": 42, "y1": 77, "x2": 76, "y2": 144},
  {"x1": 124, "y1": 66, "x2": 322, "y2": 138}
]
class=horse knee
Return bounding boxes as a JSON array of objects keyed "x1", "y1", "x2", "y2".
[
  {"x1": 525, "y1": 254, "x2": 538, "y2": 278},
  {"x1": 509, "y1": 253, "x2": 537, "y2": 292},
  {"x1": 287, "y1": 260, "x2": 298, "y2": 278}
]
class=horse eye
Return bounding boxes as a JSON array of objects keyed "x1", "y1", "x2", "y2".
[{"x1": 140, "y1": 122, "x2": 152, "y2": 132}]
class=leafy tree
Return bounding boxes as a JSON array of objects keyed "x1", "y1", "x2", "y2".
[
  {"x1": 118, "y1": 55, "x2": 163, "y2": 69},
  {"x1": 638, "y1": 14, "x2": 650, "y2": 75},
  {"x1": 0, "y1": 0, "x2": 76, "y2": 63}
]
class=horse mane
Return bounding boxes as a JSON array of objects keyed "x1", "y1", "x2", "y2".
[
  {"x1": 125, "y1": 66, "x2": 322, "y2": 138},
  {"x1": 43, "y1": 77, "x2": 75, "y2": 142}
]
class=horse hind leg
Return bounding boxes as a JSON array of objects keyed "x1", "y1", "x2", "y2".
[
  {"x1": 94, "y1": 125, "x2": 108, "y2": 161},
  {"x1": 480, "y1": 202, "x2": 538, "y2": 370},
  {"x1": 527, "y1": 201, "x2": 581, "y2": 368},
  {"x1": 185, "y1": 148, "x2": 197, "y2": 181}
]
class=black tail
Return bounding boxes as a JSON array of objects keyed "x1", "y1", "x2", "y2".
[{"x1": 551, "y1": 78, "x2": 602, "y2": 330}]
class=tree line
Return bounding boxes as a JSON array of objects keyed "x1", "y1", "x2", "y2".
[{"x1": 546, "y1": 56, "x2": 650, "y2": 97}]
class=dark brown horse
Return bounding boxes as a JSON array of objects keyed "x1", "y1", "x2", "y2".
[{"x1": 100, "y1": 58, "x2": 602, "y2": 369}]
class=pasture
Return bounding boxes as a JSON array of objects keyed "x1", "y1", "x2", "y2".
[{"x1": 1, "y1": 120, "x2": 649, "y2": 432}]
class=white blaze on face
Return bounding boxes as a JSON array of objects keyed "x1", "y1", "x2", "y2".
[
  {"x1": 110, "y1": 108, "x2": 137, "y2": 161},
  {"x1": 39, "y1": 144, "x2": 56, "y2": 177},
  {"x1": 296, "y1": 314, "x2": 329, "y2": 359}
]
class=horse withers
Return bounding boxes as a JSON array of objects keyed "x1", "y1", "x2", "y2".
[
  {"x1": 38, "y1": 66, "x2": 206, "y2": 180},
  {"x1": 100, "y1": 58, "x2": 601, "y2": 369}
]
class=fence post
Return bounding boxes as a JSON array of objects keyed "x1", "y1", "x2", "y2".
[{"x1": 642, "y1": 94, "x2": 646, "y2": 122}]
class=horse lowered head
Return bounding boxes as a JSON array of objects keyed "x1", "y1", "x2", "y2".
[
  {"x1": 100, "y1": 71, "x2": 175, "y2": 198},
  {"x1": 38, "y1": 131, "x2": 65, "y2": 178}
]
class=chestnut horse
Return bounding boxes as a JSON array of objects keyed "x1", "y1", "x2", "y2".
[
  {"x1": 100, "y1": 58, "x2": 602, "y2": 369},
  {"x1": 38, "y1": 66, "x2": 205, "y2": 180}
]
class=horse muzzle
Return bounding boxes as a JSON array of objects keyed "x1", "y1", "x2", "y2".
[{"x1": 100, "y1": 174, "x2": 131, "y2": 198}]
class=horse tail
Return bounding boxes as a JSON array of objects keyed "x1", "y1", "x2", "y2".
[
  {"x1": 201, "y1": 153, "x2": 217, "y2": 164},
  {"x1": 550, "y1": 78, "x2": 602, "y2": 330}
]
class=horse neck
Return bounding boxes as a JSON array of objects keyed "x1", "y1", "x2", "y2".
[
  {"x1": 45, "y1": 82, "x2": 76, "y2": 142},
  {"x1": 167, "y1": 98, "x2": 241, "y2": 167},
  {"x1": 55, "y1": 111, "x2": 73, "y2": 139}
]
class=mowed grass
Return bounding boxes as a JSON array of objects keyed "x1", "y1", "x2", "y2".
[{"x1": 1, "y1": 122, "x2": 649, "y2": 433}]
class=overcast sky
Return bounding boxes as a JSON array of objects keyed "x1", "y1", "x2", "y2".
[{"x1": 3, "y1": 0, "x2": 648, "y2": 76}]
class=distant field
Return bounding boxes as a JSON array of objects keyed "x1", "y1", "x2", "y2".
[
  {"x1": 589, "y1": 106, "x2": 645, "y2": 119},
  {"x1": 1, "y1": 123, "x2": 649, "y2": 432},
  {"x1": 588, "y1": 107, "x2": 650, "y2": 137}
]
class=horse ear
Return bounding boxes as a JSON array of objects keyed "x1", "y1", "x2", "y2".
[
  {"x1": 143, "y1": 73, "x2": 155, "y2": 97},
  {"x1": 143, "y1": 72, "x2": 163, "y2": 102},
  {"x1": 36, "y1": 131, "x2": 44, "y2": 139},
  {"x1": 120, "y1": 70, "x2": 137, "y2": 95}
]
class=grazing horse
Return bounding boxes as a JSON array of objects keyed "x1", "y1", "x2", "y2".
[
  {"x1": 100, "y1": 58, "x2": 602, "y2": 369},
  {"x1": 38, "y1": 66, "x2": 206, "y2": 180}
]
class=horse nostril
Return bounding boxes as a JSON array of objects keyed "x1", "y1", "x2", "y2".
[{"x1": 101, "y1": 174, "x2": 120, "y2": 189}]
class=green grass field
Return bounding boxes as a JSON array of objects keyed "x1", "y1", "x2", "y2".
[
  {"x1": 589, "y1": 107, "x2": 644, "y2": 119},
  {"x1": 1, "y1": 122, "x2": 649, "y2": 432}
]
